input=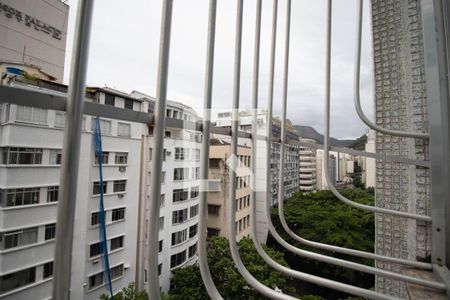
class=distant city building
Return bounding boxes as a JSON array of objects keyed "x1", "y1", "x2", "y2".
[
  {"x1": 206, "y1": 138, "x2": 251, "y2": 241},
  {"x1": 315, "y1": 149, "x2": 337, "y2": 190},
  {"x1": 364, "y1": 130, "x2": 375, "y2": 188},
  {"x1": 299, "y1": 138, "x2": 317, "y2": 191},
  {"x1": 215, "y1": 110, "x2": 301, "y2": 242}
]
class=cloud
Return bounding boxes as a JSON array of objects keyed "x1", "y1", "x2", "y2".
[{"x1": 64, "y1": 0, "x2": 374, "y2": 139}]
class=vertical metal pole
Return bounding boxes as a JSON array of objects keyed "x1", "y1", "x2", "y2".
[
  {"x1": 421, "y1": 0, "x2": 450, "y2": 268},
  {"x1": 251, "y1": 0, "x2": 262, "y2": 241},
  {"x1": 228, "y1": 2, "x2": 294, "y2": 299},
  {"x1": 265, "y1": 0, "x2": 278, "y2": 218},
  {"x1": 198, "y1": 1, "x2": 223, "y2": 299},
  {"x1": 277, "y1": 0, "x2": 291, "y2": 211},
  {"x1": 52, "y1": 1, "x2": 94, "y2": 299},
  {"x1": 147, "y1": 1, "x2": 173, "y2": 299}
]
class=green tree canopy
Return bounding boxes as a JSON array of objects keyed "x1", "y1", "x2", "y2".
[
  {"x1": 271, "y1": 189, "x2": 375, "y2": 289},
  {"x1": 168, "y1": 236, "x2": 296, "y2": 300}
]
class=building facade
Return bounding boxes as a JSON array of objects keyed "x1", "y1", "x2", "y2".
[
  {"x1": 299, "y1": 138, "x2": 317, "y2": 192},
  {"x1": 206, "y1": 139, "x2": 251, "y2": 241},
  {"x1": 371, "y1": 0, "x2": 431, "y2": 297},
  {"x1": 215, "y1": 110, "x2": 301, "y2": 243},
  {"x1": 0, "y1": 0, "x2": 69, "y2": 80},
  {"x1": 0, "y1": 71, "x2": 202, "y2": 298}
]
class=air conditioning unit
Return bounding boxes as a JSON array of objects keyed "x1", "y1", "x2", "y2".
[
  {"x1": 118, "y1": 194, "x2": 124, "y2": 199},
  {"x1": 92, "y1": 258, "x2": 100, "y2": 264},
  {"x1": 118, "y1": 166, "x2": 126, "y2": 172}
]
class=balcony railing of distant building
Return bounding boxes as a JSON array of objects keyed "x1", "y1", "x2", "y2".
[{"x1": 0, "y1": 0, "x2": 449, "y2": 299}]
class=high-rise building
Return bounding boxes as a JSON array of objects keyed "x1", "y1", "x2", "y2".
[
  {"x1": 0, "y1": 0, "x2": 69, "y2": 81},
  {"x1": 215, "y1": 110, "x2": 301, "y2": 242},
  {"x1": 0, "y1": 71, "x2": 202, "y2": 298},
  {"x1": 299, "y1": 138, "x2": 317, "y2": 192},
  {"x1": 206, "y1": 138, "x2": 251, "y2": 241},
  {"x1": 371, "y1": 1, "x2": 431, "y2": 297}
]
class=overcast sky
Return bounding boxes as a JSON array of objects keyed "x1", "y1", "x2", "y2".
[{"x1": 63, "y1": 0, "x2": 374, "y2": 140}]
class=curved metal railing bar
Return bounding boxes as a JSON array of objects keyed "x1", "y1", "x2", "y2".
[
  {"x1": 198, "y1": 1, "x2": 224, "y2": 299},
  {"x1": 269, "y1": 0, "x2": 443, "y2": 291},
  {"x1": 244, "y1": 1, "x2": 402, "y2": 298},
  {"x1": 228, "y1": 1, "x2": 297, "y2": 299},
  {"x1": 323, "y1": 1, "x2": 432, "y2": 222},
  {"x1": 353, "y1": 0, "x2": 429, "y2": 139},
  {"x1": 147, "y1": 1, "x2": 173, "y2": 299},
  {"x1": 52, "y1": 0, "x2": 95, "y2": 299}
]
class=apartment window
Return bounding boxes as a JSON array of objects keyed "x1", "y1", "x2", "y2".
[
  {"x1": 207, "y1": 228, "x2": 220, "y2": 237},
  {"x1": 2, "y1": 147, "x2": 43, "y2": 165},
  {"x1": 45, "y1": 224, "x2": 56, "y2": 240},
  {"x1": 163, "y1": 149, "x2": 166, "y2": 161},
  {"x1": 160, "y1": 194, "x2": 165, "y2": 207},
  {"x1": 54, "y1": 112, "x2": 65, "y2": 128},
  {"x1": 188, "y1": 243, "x2": 197, "y2": 258},
  {"x1": 110, "y1": 236, "x2": 124, "y2": 251},
  {"x1": 91, "y1": 212, "x2": 99, "y2": 226},
  {"x1": 171, "y1": 229, "x2": 187, "y2": 246},
  {"x1": 16, "y1": 106, "x2": 47, "y2": 125},
  {"x1": 191, "y1": 167, "x2": 200, "y2": 180},
  {"x1": 43, "y1": 262, "x2": 53, "y2": 279},
  {"x1": 149, "y1": 148, "x2": 152, "y2": 161},
  {"x1": 172, "y1": 209, "x2": 188, "y2": 224},
  {"x1": 111, "y1": 208, "x2": 125, "y2": 222},
  {"x1": 170, "y1": 250, "x2": 186, "y2": 268},
  {"x1": 159, "y1": 217, "x2": 164, "y2": 230},
  {"x1": 117, "y1": 123, "x2": 131, "y2": 137},
  {"x1": 94, "y1": 152, "x2": 109, "y2": 165},
  {"x1": 105, "y1": 93, "x2": 115, "y2": 106},
  {"x1": 173, "y1": 189, "x2": 188, "y2": 203},
  {"x1": 159, "y1": 240, "x2": 163, "y2": 252},
  {"x1": 1, "y1": 188, "x2": 40, "y2": 207},
  {"x1": 190, "y1": 186, "x2": 199, "y2": 199},
  {"x1": 190, "y1": 204, "x2": 198, "y2": 218},
  {"x1": 210, "y1": 158, "x2": 221, "y2": 169},
  {"x1": 0, "y1": 266, "x2": 36, "y2": 294},
  {"x1": 165, "y1": 131, "x2": 171, "y2": 138},
  {"x1": 208, "y1": 204, "x2": 220, "y2": 215},
  {"x1": 49, "y1": 149, "x2": 62, "y2": 165},
  {"x1": 173, "y1": 111, "x2": 179, "y2": 119},
  {"x1": 115, "y1": 152, "x2": 128, "y2": 164},
  {"x1": 47, "y1": 186, "x2": 59, "y2": 202},
  {"x1": 158, "y1": 264, "x2": 162, "y2": 276},
  {"x1": 1, "y1": 227, "x2": 38, "y2": 250},
  {"x1": 93, "y1": 181, "x2": 107, "y2": 195},
  {"x1": 89, "y1": 242, "x2": 102, "y2": 258},
  {"x1": 173, "y1": 168, "x2": 188, "y2": 181},
  {"x1": 88, "y1": 271, "x2": 103, "y2": 289},
  {"x1": 111, "y1": 264, "x2": 123, "y2": 279},
  {"x1": 174, "y1": 147, "x2": 187, "y2": 160},
  {"x1": 192, "y1": 149, "x2": 200, "y2": 161},
  {"x1": 124, "y1": 99, "x2": 134, "y2": 110},
  {"x1": 166, "y1": 109, "x2": 172, "y2": 117},
  {"x1": 189, "y1": 224, "x2": 198, "y2": 238},
  {"x1": 161, "y1": 171, "x2": 166, "y2": 183},
  {"x1": 113, "y1": 180, "x2": 126, "y2": 193},
  {"x1": 91, "y1": 119, "x2": 112, "y2": 135}
]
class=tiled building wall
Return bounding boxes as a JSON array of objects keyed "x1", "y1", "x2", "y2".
[{"x1": 371, "y1": 0, "x2": 431, "y2": 298}]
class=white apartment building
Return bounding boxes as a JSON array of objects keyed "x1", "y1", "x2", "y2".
[
  {"x1": 364, "y1": 129, "x2": 375, "y2": 188},
  {"x1": 299, "y1": 138, "x2": 317, "y2": 192},
  {"x1": 215, "y1": 110, "x2": 301, "y2": 243},
  {"x1": 134, "y1": 91, "x2": 201, "y2": 292},
  {"x1": 315, "y1": 149, "x2": 337, "y2": 190},
  {"x1": 0, "y1": 69, "x2": 201, "y2": 298}
]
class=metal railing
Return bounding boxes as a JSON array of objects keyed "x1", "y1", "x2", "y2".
[{"x1": 0, "y1": 0, "x2": 449, "y2": 299}]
